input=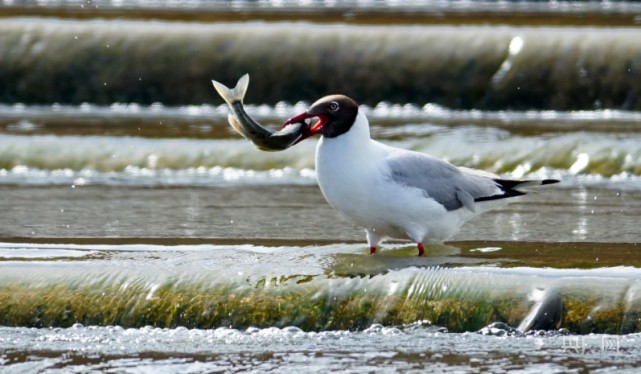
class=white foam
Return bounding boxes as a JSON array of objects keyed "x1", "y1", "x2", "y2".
[{"x1": 0, "y1": 247, "x2": 95, "y2": 259}]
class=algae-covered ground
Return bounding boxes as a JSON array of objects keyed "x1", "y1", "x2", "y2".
[{"x1": 0, "y1": 240, "x2": 639, "y2": 334}]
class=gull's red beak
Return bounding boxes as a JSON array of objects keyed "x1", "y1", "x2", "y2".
[{"x1": 283, "y1": 112, "x2": 328, "y2": 144}]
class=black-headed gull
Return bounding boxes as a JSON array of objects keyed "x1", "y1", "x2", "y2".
[{"x1": 284, "y1": 95, "x2": 559, "y2": 256}]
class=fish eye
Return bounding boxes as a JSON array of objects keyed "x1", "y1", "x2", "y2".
[{"x1": 329, "y1": 101, "x2": 340, "y2": 112}]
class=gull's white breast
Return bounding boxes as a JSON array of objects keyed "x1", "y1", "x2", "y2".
[{"x1": 314, "y1": 112, "x2": 473, "y2": 243}]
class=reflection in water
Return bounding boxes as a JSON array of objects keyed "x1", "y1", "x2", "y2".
[
  {"x1": 573, "y1": 217, "x2": 589, "y2": 241},
  {"x1": 508, "y1": 212, "x2": 525, "y2": 241}
]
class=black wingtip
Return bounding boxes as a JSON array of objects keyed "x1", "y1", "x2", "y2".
[
  {"x1": 474, "y1": 178, "x2": 559, "y2": 204},
  {"x1": 475, "y1": 189, "x2": 526, "y2": 203},
  {"x1": 541, "y1": 179, "x2": 560, "y2": 185}
]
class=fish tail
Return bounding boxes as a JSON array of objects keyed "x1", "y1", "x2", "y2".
[{"x1": 211, "y1": 74, "x2": 249, "y2": 105}]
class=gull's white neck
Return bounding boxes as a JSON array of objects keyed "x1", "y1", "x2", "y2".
[
  {"x1": 315, "y1": 110, "x2": 387, "y2": 198},
  {"x1": 314, "y1": 110, "x2": 394, "y2": 231}
]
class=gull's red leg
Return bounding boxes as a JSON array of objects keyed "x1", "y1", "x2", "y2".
[
  {"x1": 417, "y1": 242, "x2": 425, "y2": 257},
  {"x1": 366, "y1": 230, "x2": 380, "y2": 255}
]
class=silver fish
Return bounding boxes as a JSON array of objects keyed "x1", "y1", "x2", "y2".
[{"x1": 211, "y1": 74, "x2": 307, "y2": 151}]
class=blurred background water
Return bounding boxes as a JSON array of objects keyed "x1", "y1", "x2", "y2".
[{"x1": 2, "y1": 0, "x2": 641, "y2": 372}]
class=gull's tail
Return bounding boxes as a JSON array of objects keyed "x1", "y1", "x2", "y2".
[{"x1": 211, "y1": 74, "x2": 249, "y2": 105}]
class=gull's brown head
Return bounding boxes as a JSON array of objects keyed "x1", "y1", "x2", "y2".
[{"x1": 283, "y1": 95, "x2": 359, "y2": 142}]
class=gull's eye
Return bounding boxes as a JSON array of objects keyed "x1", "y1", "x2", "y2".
[{"x1": 329, "y1": 101, "x2": 339, "y2": 112}]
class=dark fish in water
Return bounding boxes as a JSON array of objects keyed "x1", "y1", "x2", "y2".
[{"x1": 211, "y1": 74, "x2": 307, "y2": 151}]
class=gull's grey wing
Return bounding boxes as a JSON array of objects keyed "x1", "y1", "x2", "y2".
[{"x1": 387, "y1": 151, "x2": 505, "y2": 212}]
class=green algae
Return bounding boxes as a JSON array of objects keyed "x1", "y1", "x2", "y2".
[
  {"x1": 0, "y1": 275, "x2": 636, "y2": 333},
  {"x1": 1, "y1": 240, "x2": 639, "y2": 333},
  {"x1": 456, "y1": 241, "x2": 641, "y2": 269},
  {"x1": 0, "y1": 283, "x2": 475, "y2": 331}
]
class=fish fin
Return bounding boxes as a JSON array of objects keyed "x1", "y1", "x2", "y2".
[
  {"x1": 228, "y1": 115, "x2": 247, "y2": 138},
  {"x1": 211, "y1": 74, "x2": 249, "y2": 105}
]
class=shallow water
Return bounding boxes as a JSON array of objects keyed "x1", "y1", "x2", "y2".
[
  {"x1": 3, "y1": 2, "x2": 641, "y2": 372},
  {"x1": 2, "y1": 325, "x2": 641, "y2": 373},
  {"x1": 0, "y1": 184, "x2": 637, "y2": 243}
]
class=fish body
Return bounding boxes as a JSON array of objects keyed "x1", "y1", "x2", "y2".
[{"x1": 212, "y1": 74, "x2": 306, "y2": 151}]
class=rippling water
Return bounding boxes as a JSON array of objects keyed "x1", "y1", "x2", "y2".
[
  {"x1": 2, "y1": 103, "x2": 641, "y2": 187},
  {"x1": 2, "y1": 1, "x2": 641, "y2": 372},
  {"x1": 2, "y1": 325, "x2": 640, "y2": 373}
]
